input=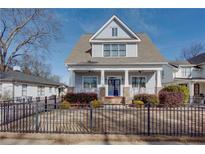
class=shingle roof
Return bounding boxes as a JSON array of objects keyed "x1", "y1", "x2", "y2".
[
  {"x1": 0, "y1": 71, "x2": 63, "y2": 86},
  {"x1": 65, "y1": 33, "x2": 167, "y2": 65},
  {"x1": 188, "y1": 52, "x2": 205, "y2": 65}
]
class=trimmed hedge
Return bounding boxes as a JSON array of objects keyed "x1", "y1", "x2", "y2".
[
  {"x1": 158, "y1": 91, "x2": 184, "y2": 107},
  {"x1": 160, "y1": 85, "x2": 189, "y2": 103},
  {"x1": 64, "y1": 93, "x2": 98, "y2": 104},
  {"x1": 134, "y1": 94, "x2": 158, "y2": 106}
]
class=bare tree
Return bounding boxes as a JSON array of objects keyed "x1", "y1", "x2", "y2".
[
  {"x1": 0, "y1": 9, "x2": 60, "y2": 72},
  {"x1": 180, "y1": 42, "x2": 205, "y2": 60},
  {"x1": 18, "y1": 54, "x2": 60, "y2": 82}
]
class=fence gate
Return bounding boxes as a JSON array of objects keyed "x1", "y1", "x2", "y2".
[{"x1": 0, "y1": 99, "x2": 205, "y2": 136}]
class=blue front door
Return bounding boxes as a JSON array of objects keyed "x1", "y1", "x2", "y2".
[{"x1": 108, "y1": 78, "x2": 120, "y2": 96}]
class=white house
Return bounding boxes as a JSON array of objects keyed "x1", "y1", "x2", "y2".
[
  {"x1": 65, "y1": 15, "x2": 168, "y2": 102},
  {"x1": 162, "y1": 53, "x2": 205, "y2": 99},
  {"x1": 0, "y1": 70, "x2": 63, "y2": 101}
]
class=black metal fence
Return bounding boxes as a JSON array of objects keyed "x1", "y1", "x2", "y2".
[{"x1": 0, "y1": 98, "x2": 204, "y2": 136}]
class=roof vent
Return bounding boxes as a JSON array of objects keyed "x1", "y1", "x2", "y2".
[{"x1": 13, "y1": 66, "x2": 21, "y2": 72}]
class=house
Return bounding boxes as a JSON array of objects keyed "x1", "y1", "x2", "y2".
[
  {"x1": 65, "y1": 15, "x2": 168, "y2": 102},
  {"x1": 162, "y1": 53, "x2": 205, "y2": 101},
  {"x1": 0, "y1": 70, "x2": 63, "y2": 101}
]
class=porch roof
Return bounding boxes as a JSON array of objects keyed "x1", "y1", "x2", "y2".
[{"x1": 175, "y1": 77, "x2": 205, "y2": 82}]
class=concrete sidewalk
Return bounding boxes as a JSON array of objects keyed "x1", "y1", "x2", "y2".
[{"x1": 0, "y1": 133, "x2": 205, "y2": 145}]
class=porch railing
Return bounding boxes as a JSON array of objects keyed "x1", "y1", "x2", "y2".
[{"x1": 130, "y1": 87, "x2": 156, "y2": 96}]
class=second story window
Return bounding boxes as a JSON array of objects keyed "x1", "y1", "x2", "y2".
[
  {"x1": 181, "y1": 67, "x2": 191, "y2": 77},
  {"x1": 103, "y1": 44, "x2": 126, "y2": 57},
  {"x1": 112, "y1": 27, "x2": 118, "y2": 36}
]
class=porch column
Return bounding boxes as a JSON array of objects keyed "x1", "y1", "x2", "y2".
[
  {"x1": 124, "y1": 70, "x2": 131, "y2": 103},
  {"x1": 99, "y1": 70, "x2": 105, "y2": 101},
  {"x1": 100, "y1": 70, "x2": 105, "y2": 86},
  {"x1": 156, "y1": 70, "x2": 162, "y2": 93},
  {"x1": 69, "y1": 70, "x2": 75, "y2": 87},
  {"x1": 188, "y1": 81, "x2": 194, "y2": 99},
  {"x1": 125, "y1": 70, "x2": 129, "y2": 87}
]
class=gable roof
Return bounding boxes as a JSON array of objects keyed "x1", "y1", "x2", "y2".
[
  {"x1": 0, "y1": 71, "x2": 63, "y2": 86},
  {"x1": 65, "y1": 33, "x2": 167, "y2": 65},
  {"x1": 89, "y1": 15, "x2": 141, "y2": 42},
  {"x1": 188, "y1": 52, "x2": 205, "y2": 65}
]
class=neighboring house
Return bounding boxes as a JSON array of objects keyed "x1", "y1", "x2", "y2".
[
  {"x1": 65, "y1": 15, "x2": 167, "y2": 101},
  {"x1": 162, "y1": 53, "x2": 205, "y2": 99},
  {"x1": 0, "y1": 70, "x2": 63, "y2": 100}
]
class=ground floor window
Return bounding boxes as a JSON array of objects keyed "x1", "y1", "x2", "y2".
[
  {"x1": 132, "y1": 76, "x2": 146, "y2": 88},
  {"x1": 22, "y1": 84, "x2": 27, "y2": 97},
  {"x1": 38, "y1": 86, "x2": 45, "y2": 97},
  {"x1": 83, "y1": 76, "x2": 97, "y2": 88},
  {"x1": 0, "y1": 83, "x2": 2, "y2": 96},
  {"x1": 194, "y1": 83, "x2": 200, "y2": 95}
]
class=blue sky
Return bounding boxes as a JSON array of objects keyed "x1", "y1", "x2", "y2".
[{"x1": 48, "y1": 9, "x2": 205, "y2": 83}]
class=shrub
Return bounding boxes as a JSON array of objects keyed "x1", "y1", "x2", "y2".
[
  {"x1": 91, "y1": 100, "x2": 102, "y2": 108},
  {"x1": 59, "y1": 100, "x2": 71, "y2": 109},
  {"x1": 133, "y1": 100, "x2": 144, "y2": 108},
  {"x1": 160, "y1": 85, "x2": 189, "y2": 103},
  {"x1": 134, "y1": 94, "x2": 158, "y2": 106},
  {"x1": 158, "y1": 91, "x2": 184, "y2": 107},
  {"x1": 64, "y1": 93, "x2": 97, "y2": 104}
]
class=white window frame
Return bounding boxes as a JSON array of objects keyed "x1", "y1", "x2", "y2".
[
  {"x1": 181, "y1": 67, "x2": 191, "y2": 77},
  {"x1": 49, "y1": 87, "x2": 52, "y2": 93},
  {"x1": 131, "y1": 76, "x2": 147, "y2": 88},
  {"x1": 112, "y1": 27, "x2": 118, "y2": 37},
  {"x1": 103, "y1": 44, "x2": 126, "y2": 57},
  {"x1": 37, "y1": 86, "x2": 45, "y2": 97},
  {"x1": 22, "y1": 84, "x2": 27, "y2": 97},
  {"x1": 82, "y1": 76, "x2": 98, "y2": 89}
]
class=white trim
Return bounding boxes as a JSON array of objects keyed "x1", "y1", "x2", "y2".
[
  {"x1": 68, "y1": 67, "x2": 163, "y2": 71},
  {"x1": 90, "y1": 40, "x2": 139, "y2": 43},
  {"x1": 89, "y1": 15, "x2": 141, "y2": 42},
  {"x1": 102, "y1": 43, "x2": 127, "y2": 57},
  {"x1": 82, "y1": 76, "x2": 98, "y2": 89}
]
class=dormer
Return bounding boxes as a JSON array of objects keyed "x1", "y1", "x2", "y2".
[{"x1": 89, "y1": 15, "x2": 141, "y2": 58}]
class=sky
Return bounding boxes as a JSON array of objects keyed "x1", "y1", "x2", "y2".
[{"x1": 47, "y1": 9, "x2": 205, "y2": 84}]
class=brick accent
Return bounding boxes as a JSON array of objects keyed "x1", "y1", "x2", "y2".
[
  {"x1": 99, "y1": 86, "x2": 106, "y2": 101},
  {"x1": 123, "y1": 87, "x2": 132, "y2": 104}
]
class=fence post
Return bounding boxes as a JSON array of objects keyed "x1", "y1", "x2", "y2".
[
  {"x1": 54, "y1": 95, "x2": 57, "y2": 109},
  {"x1": 45, "y1": 96, "x2": 47, "y2": 112},
  {"x1": 147, "y1": 102, "x2": 151, "y2": 136},
  {"x1": 35, "y1": 102, "x2": 39, "y2": 133},
  {"x1": 90, "y1": 104, "x2": 93, "y2": 133}
]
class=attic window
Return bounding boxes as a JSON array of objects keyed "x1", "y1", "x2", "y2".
[{"x1": 112, "y1": 28, "x2": 118, "y2": 36}]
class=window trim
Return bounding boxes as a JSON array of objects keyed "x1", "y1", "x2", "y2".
[
  {"x1": 181, "y1": 67, "x2": 191, "y2": 77},
  {"x1": 82, "y1": 76, "x2": 98, "y2": 89},
  {"x1": 112, "y1": 27, "x2": 118, "y2": 37},
  {"x1": 131, "y1": 76, "x2": 147, "y2": 88},
  {"x1": 37, "y1": 86, "x2": 45, "y2": 97},
  {"x1": 103, "y1": 43, "x2": 127, "y2": 57},
  {"x1": 22, "y1": 84, "x2": 27, "y2": 97}
]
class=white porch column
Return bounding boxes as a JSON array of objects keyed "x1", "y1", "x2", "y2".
[
  {"x1": 156, "y1": 70, "x2": 162, "y2": 87},
  {"x1": 188, "y1": 82, "x2": 194, "y2": 97},
  {"x1": 69, "y1": 70, "x2": 75, "y2": 87},
  {"x1": 125, "y1": 70, "x2": 129, "y2": 87},
  {"x1": 188, "y1": 81, "x2": 194, "y2": 104},
  {"x1": 101, "y1": 70, "x2": 105, "y2": 86}
]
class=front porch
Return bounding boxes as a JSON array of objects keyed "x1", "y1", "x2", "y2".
[
  {"x1": 69, "y1": 68, "x2": 162, "y2": 99},
  {"x1": 173, "y1": 78, "x2": 205, "y2": 104}
]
